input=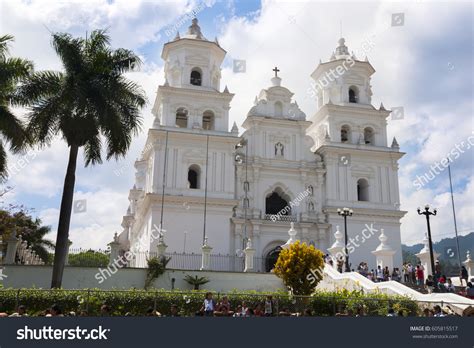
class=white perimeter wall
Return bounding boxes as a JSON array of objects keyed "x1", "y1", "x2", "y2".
[{"x1": 1, "y1": 266, "x2": 284, "y2": 292}]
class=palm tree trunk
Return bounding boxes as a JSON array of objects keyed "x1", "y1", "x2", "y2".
[{"x1": 51, "y1": 144, "x2": 79, "y2": 288}]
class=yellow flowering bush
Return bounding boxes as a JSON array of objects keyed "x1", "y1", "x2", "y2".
[{"x1": 274, "y1": 240, "x2": 324, "y2": 295}]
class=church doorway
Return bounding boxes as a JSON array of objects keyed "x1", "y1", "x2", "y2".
[{"x1": 265, "y1": 246, "x2": 282, "y2": 272}]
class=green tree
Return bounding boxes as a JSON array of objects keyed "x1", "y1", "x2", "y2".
[
  {"x1": 0, "y1": 35, "x2": 32, "y2": 179},
  {"x1": 273, "y1": 240, "x2": 325, "y2": 295},
  {"x1": 68, "y1": 249, "x2": 109, "y2": 267},
  {"x1": 15, "y1": 30, "x2": 146, "y2": 288},
  {"x1": 0, "y1": 207, "x2": 54, "y2": 262}
]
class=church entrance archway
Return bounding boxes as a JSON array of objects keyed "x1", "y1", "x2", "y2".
[{"x1": 265, "y1": 246, "x2": 282, "y2": 272}]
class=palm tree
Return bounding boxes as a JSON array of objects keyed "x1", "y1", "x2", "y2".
[
  {"x1": 15, "y1": 30, "x2": 146, "y2": 288},
  {"x1": 0, "y1": 35, "x2": 32, "y2": 179}
]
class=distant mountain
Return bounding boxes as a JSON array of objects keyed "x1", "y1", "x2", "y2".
[{"x1": 402, "y1": 232, "x2": 474, "y2": 276}]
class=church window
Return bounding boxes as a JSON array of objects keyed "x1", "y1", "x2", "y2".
[
  {"x1": 266, "y1": 189, "x2": 290, "y2": 215},
  {"x1": 176, "y1": 107, "x2": 188, "y2": 128},
  {"x1": 364, "y1": 127, "x2": 375, "y2": 145},
  {"x1": 274, "y1": 101, "x2": 283, "y2": 117},
  {"x1": 357, "y1": 178, "x2": 369, "y2": 201},
  {"x1": 202, "y1": 110, "x2": 215, "y2": 130},
  {"x1": 349, "y1": 86, "x2": 358, "y2": 103},
  {"x1": 341, "y1": 125, "x2": 351, "y2": 143},
  {"x1": 190, "y1": 68, "x2": 202, "y2": 86},
  {"x1": 188, "y1": 165, "x2": 201, "y2": 189}
]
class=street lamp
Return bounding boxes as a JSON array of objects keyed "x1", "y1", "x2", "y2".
[
  {"x1": 235, "y1": 138, "x2": 249, "y2": 251},
  {"x1": 417, "y1": 204, "x2": 437, "y2": 286},
  {"x1": 337, "y1": 207, "x2": 353, "y2": 272}
]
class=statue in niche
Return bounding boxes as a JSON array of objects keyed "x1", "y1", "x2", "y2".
[
  {"x1": 275, "y1": 142, "x2": 284, "y2": 157},
  {"x1": 308, "y1": 201, "x2": 314, "y2": 211},
  {"x1": 307, "y1": 185, "x2": 314, "y2": 196}
]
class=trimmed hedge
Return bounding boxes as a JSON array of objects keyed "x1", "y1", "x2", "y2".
[{"x1": 0, "y1": 288, "x2": 419, "y2": 316}]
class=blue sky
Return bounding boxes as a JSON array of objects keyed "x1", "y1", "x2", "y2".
[{"x1": 0, "y1": 0, "x2": 473, "y2": 249}]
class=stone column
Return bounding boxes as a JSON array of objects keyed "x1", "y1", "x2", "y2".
[
  {"x1": 415, "y1": 233, "x2": 440, "y2": 281},
  {"x1": 371, "y1": 229, "x2": 396, "y2": 271},
  {"x1": 327, "y1": 225, "x2": 345, "y2": 270},
  {"x1": 64, "y1": 240, "x2": 73, "y2": 266},
  {"x1": 5, "y1": 229, "x2": 20, "y2": 264},
  {"x1": 200, "y1": 237, "x2": 212, "y2": 271},
  {"x1": 108, "y1": 233, "x2": 121, "y2": 266},
  {"x1": 244, "y1": 238, "x2": 256, "y2": 272},
  {"x1": 463, "y1": 251, "x2": 474, "y2": 278}
]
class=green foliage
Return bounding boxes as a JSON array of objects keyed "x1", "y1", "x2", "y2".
[
  {"x1": 68, "y1": 250, "x2": 109, "y2": 267},
  {"x1": 0, "y1": 288, "x2": 419, "y2": 317},
  {"x1": 144, "y1": 256, "x2": 171, "y2": 289},
  {"x1": 0, "y1": 207, "x2": 54, "y2": 262},
  {"x1": 184, "y1": 275, "x2": 210, "y2": 290},
  {"x1": 0, "y1": 35, "x2": 32, "y2": 178},
  {"x1": 274, "y1": 240, "x2": 325, "y2": 295}
]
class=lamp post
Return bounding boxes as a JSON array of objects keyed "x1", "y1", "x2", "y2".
[
  {"x1": 417, "y1": 204, "x2": 437, "y2": 285},
  {"x1": 337, "y1": 207, "x2": 353, "y2": 272},
  {"x1": 235, "y1": 138, "x2": 249, "y2": 251}
]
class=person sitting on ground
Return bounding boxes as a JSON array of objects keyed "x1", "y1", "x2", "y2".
[
  {"x1": 254, "y1": 303, "x2": 264, "y2": 317},
  {"x1": 425, "y1": 275, "x2": 435, "y2": 293},
  {"x1": 145, "y1": 307, "x2": 155, "y2": 316},
  {"x1": 392, "y1": 268, "x2": 401, "y2": 282},
  {"x1": 355, "y1": 306, "x2": 366, "y2": 317},
  {"x1": 422, "y1": 308, "x2": 433, "y2": 317},
  {"x1": 466, "y1": 282, "x2": 474, "y2": 299},
  {"x1": 233, "y1": 305, "x2": 243, "y2": 317},
  {"x1": 397, "y1": 310, "x2": 404, "y2": 317},
  {"x1": 445, "y1": 278, "x2": 456, "y2": 293},
  {"x1": 214, "y1": 296, "x2": 233, "y2": 317},
  {"x1": 49, "y1": 304, "x2": 64, "y2": 317},
  {"x1": 386, "y1": 308, "x2": 397, "y2": 317},
  {"x1": 278, "y1": 307, "x2": 292, "y2": 317},
  {"x1": 460, "y1": 266, "x2": 469, "y2": 287},
  {"x1": 245, "y1": 308, "x2": 254, "y2": 317},
  {"x1": 169, "y1": 304, "x2": 180, "y2": 317},
  {"x1": 79, "y1": 310, "x2": 88, "y2": 317},
  {"x1": 100, "y1": 304, "x2": 111, "y2": 316},
  {"x1": 8, "y1": 305, "x2": 28, "y2": 317},
  {"x1": 303, "y1": 308, "x2": 312, "y2": 317},
  {"x1": 433, "y1": 305, "x2": 445, "y2": 317}
]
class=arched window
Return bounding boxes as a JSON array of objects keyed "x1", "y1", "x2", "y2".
[
  {"x1": 202, "y1": 110, "x2": 215, "y2": 130},
  {"x1": 341, "y1": 125, "x2": 351, "y2": 143},
  {"x1": 190, "y1": 68, "x2": 202, "y2": 86},
  {"x1": 188, "y1": 165, "x2": 201, "y2": 189},
  {"x1": 357, "y1": 178, "x2": 369, "y2": 201},
  {"x1": 265, "y1": 189, "x2": 290, "y2": 215},
  {"x1": 349, "y1": 86, "x2": 358, "y2": 103},
  {"x1": 274, "y1": 101, "x2": 283, "y2": 117},
  {"x1": 364, "y1": 127, "x2": 375, "y2": 145},
  {"x1": 176, "y1": 107, "x2": 188, "y2": 128}
]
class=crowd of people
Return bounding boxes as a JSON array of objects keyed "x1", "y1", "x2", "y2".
[
  {"x1": 1, "y1": 292, "x2": 463, "y2": 317},
  {"x1": 324, "y1": 254, "x2": 474, "y2": 298}
]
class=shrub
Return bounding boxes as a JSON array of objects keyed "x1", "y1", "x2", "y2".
[
  {"x1": 273, "y1": 240, "x2": 325, "y2": 295},
  {"x1": 0, "y1": 288, "x2": 419, "y2": 317}
]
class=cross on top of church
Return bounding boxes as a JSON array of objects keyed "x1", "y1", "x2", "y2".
[{"x1": 273, "y1": 66, "x2": 280, "y2": 77}]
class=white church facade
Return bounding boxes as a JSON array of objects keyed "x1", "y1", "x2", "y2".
[{"x1": 116, "y1": 19, "x2": 406, "y2": 272}]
